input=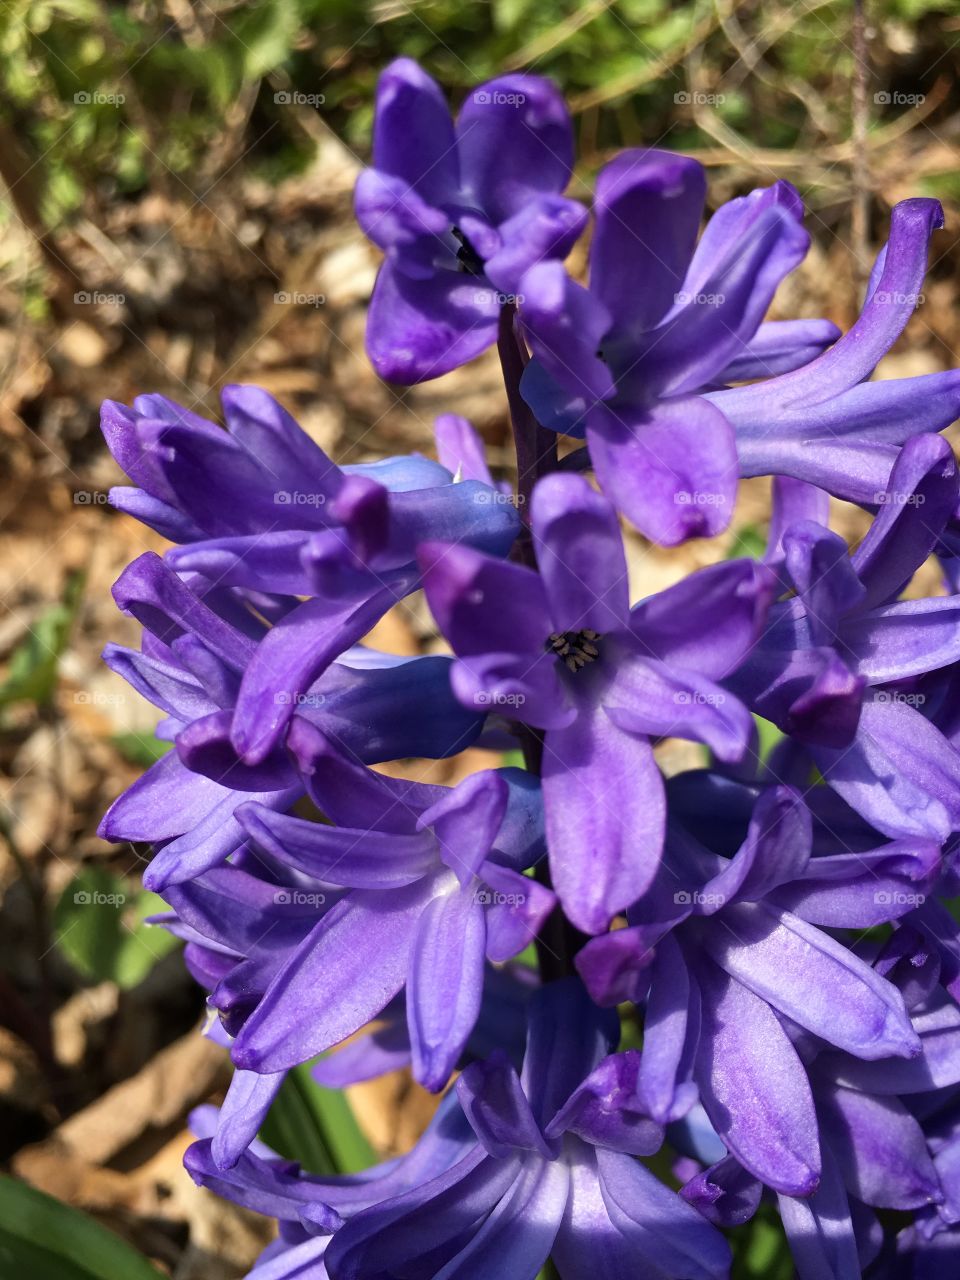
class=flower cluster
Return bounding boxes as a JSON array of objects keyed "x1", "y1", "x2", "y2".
[{"x1": 100, "y1": 59, "x2": 960, "y2": 1279}]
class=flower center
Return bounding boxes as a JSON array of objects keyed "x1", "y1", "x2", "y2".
[
  {"x1": 547, "y1": 629, "x2": 602, "y2": 673},
  {"x1": 451, "y1": 225, "x2": 485, "y2": 276}
]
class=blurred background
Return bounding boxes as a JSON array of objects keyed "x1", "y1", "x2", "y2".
[{"x1": 1, "y1": 1, "x2": 959, "y2": 1276}]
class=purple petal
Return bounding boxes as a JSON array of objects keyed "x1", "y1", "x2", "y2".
[
  {"x1": 521, "y1": 978, "x2": 620, "y2": 1131},
  {"x1": 288, "y1": 719, "x2": 441, "y2": 832},
  {"x1": 604, "y1": 653, "x2": 753, "y2": 764},
  {"x1": 554, "y1": 1140, "x2": 729, "y2": 1280},
  {"x1": 371, "y1": 58, "x2": 458, "y2": 205},
  {"x1": 518, "y1": 261, "x2": 615, "y2": 403},
  {"x1": 719, "y1": 318, "x2": 840, "y2": 381},
  {"x1": 231, "y1": 873, "x2": 447, "y2": 1072},
  {"x1": 366, "y1": 259, "x2": 499, "y2": 384},
  {"x1": 814, "y1": 696, "x2": 960, "y2": 839},
  {"x1": 484, "y1": 195, "x2": 587, "y2": 296},
  {"x1": 700, "y1": 786, "x2": 811, "y2": 908},
  {"x1": 636, "y1": 933, "x2": 698, "y2": 1122},
  {"x1": 843, "y1": 597, "x2": 960, "y2": 683},
  {"x1": 543, "y1": 701, "x2": 665, "y2": 934},
  {"x1": 418, "y1": 540, "x2": 548, "y2": 658},
  {"x1": 692, "y1": 959, "x2": 821, "y2": 1196},
  {"x1": 419, "y1": 770, "x2": 508, "y2": 884},
  {"x1": 818, "y1": 1084, "x2": 942, "y2": 1210},
  {"x1": 701, "y1": 900, "x2": 920, "y2": 1060},
  {"x1": 648, "y1": 200, "x2": 810, "y2": 397},
  {"x1": 630, "y1": 558, "x2": 776, "y2": 680},
  {"x1": 434, "y1": 414, "x2": 494, "y2": 485},
  {"x1": 408, "y1": 884, "x2": 486, "y2": 1091},
  {"x1": 546, "y1": 1051, "x2": 664, "y2": 1156},
  {"x1": 852, "y1": 433, "x2": 958, "y2": 610},
  {"x1": 590, "y1": 149, "x2": 705, "y2": 336},
  {"x1": 479, "y1": 863, "x2": 555, "y2": 963},
  {"x1": 212, "y1": 1069, "x2": 285, "y2": 1170},
  {"x1": 457, "y1": 74, "x2": 574, "y2": 221},
  {"x1": 595, "y1": 1144, "x2": 733, "y2": 1280},
  {"x1": 530, "y1": 472, "x2": 630, "y2": 634},
  {"x1": 231, "y1": 574, "x2": 416, "y2": 765},
  {"x1": 776, "y1": 1143, "x2": 861, "y2": 1280},
  {"x1": 457, "y1": 1051, "x2": 553, "y2": 1158},
  {"x1": 587, "y1": 397, "x2": 738, "y2": 544},
  {"x1": 237, "y1": 803, "x2": 438, "y2": 888}
]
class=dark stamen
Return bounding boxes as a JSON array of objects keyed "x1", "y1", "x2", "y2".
[
  {"x1": 451, "y1": 224, "x2": 485, "y2": 276},
  {"x1": 547, "y1": 629, "x2": 602, "y2": 673}
]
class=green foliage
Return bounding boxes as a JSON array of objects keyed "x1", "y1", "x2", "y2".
[
  {"x1": 0, "y1": 1174, "x2": 164, "y2": 1279},
  {"x1": 111, "y1": 731, "x2": 173, "y2": 767},
  {"x1": 259, "y1": 1060, "x2": 375, "y2": 1174},
  {"x1": 0, "y1": 571, "x2": 82, "y2": 710},
  {"x1": 53, "y1": 867, "x2": 179, "y2": 988}
]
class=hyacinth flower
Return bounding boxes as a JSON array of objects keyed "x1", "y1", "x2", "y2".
[
  {"x1": 185, "y1": 1092, "x2": 479, "y2": 1280},
  {"x1": 311, "y1": 961, "x2": 536, "y2": 1091},
  {"x1": 682, "y1": 928, "x2": 960, "y2": 1280},
  {"x1": 576, "y1": 775, "x2": 930, "y2": 1195},
  {"x1": 207, "y1": 723, "x2": 554, "y2": 1090},
  {"x1": 98, "y1": 553, "x2": 485, "y2": 890},
  {"x1": 520, "y1": 157, "x2": 960, "y2": 543},
  {"x1": 102, "y1": 388, "x2": 521, "y2": 766},
  {"x1": 321, "y1": 980, "x2": 731, "y2": 1280},
  {"x1": 420, "y1": 469, "x2": 769, "y2": 933},
  {"x1": 102, "y1": 383, "x2": 452, "y2": 555},
  {"x1": 517, "y1": 152, "x2": 830, "y2": 542},
  {"x1": 728, "y1": 434, "x2": 960, "y2": 840},
  {"x1": 184, "y1": 964, "x2": 537, "y2": 1173},
  {"x1": 355, "y1": 58, "x2": 587, "y2": 382}
]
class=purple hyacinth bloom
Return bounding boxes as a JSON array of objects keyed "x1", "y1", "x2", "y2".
[
  {"x1": 728, "y1": 434, "x2": 960, "y2": 840},
  {"x1": 356, "y1": 58, "x2": 587, "y2": 383},
  {"x1": 518, "y1": 153, "x2": 831, "y2": 542},
  {"x1": 185, "y1": 1091, "x2": 477, "y2": 1279},
  {"x1": 102, "y1": 383, "x2": 451, "y2": 551},
  {"x1": 323, "y1": 979, "x2": 731, "y2": 1280},
  {"x1": 312, "y1": 962, "x2": 536, "y2": 1092},
  {"x1": 576, "y1": 776, "x2": 925, "y2": 1195},
  {"x1": 99, "y1": 552, "x2": 486, "y2": 890},
  {"x1": 102, "y1": 389, "x2": 522, "y2": 766},
  {"x1": 420, "y1": 470, "x2": 769, "y2": 933},
  {"x1": 683, "y1": 928, "x2": 960, "y2": 1280},
  {"x1": 520, "y1": 153, "x2": 959, "y2": 543},
  {"x1": 225, "y1": 723, "x2": 552, "y2": 1090}
]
